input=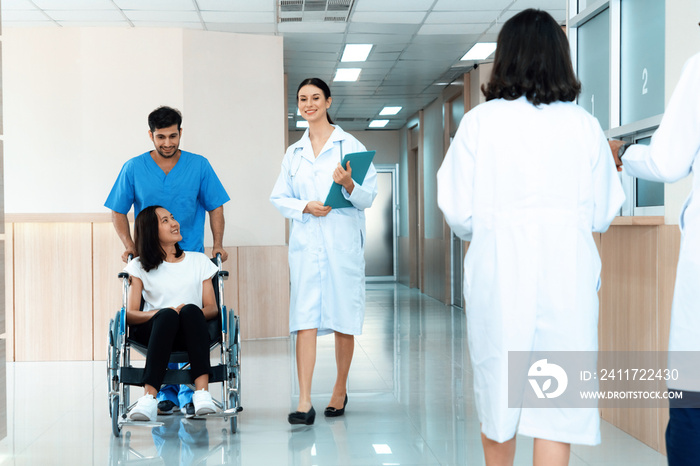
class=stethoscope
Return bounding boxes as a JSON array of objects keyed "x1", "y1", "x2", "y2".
[{"x1": 288, "y1": 140, "x2": 343, "y2": 178}]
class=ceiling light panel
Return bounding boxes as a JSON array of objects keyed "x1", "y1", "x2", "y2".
[
  {"x1": 334, "y1": 68, "x2": 362, "y2": 82},
  {"x1": 461, "y1": 42, "x2": 497, "y2": 60},
  {"x1": 369, "y1": 120, "x2": 389, "y2": 128},
  {"x1": 380, "y1": 106, "x2": 402, "y2": 115},
  {"x1": 341, "y1": 44, "x2": 373, "y2": 62},
  {"x1": 418, "y1": 23, "x2": 491, "y2": 35},
  {"x1": 278, "y1": 0, "x2": 356, "y2": 23}
]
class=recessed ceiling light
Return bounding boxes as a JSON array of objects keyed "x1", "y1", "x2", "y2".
[
  {"x1": 334, "y1": 68, "x2": 362, "y2": 82},
  {"x1": 461, "y1": 42, "x2": 497, "y2": 61},
  {"x1": 296, "y1": 120, "x2": 309, "y2": 128},
  {"x1": 341, "y1": 44, "x2": 373, "y2": 62},
  {"x1": 379, "y1": 106, "x2": 402, "y2": 116},
  {"x1": 369, "y1": 120, "x2": 389, "y2": 128}
]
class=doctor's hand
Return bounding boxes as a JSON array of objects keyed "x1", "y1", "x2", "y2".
[
  {"x1": 608, "y1": 140, "x2": 625, "y2": 172},
  {"x1": 333, "y1": 162, "x2": 354, "y2": 194},
  {"x1": 304, "y1": 201, "x2": 332, "y2": 217}
]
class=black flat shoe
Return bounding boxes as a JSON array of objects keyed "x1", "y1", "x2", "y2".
[
  {"x1": 324, "y1": 395, "x2": 348, "y2": 417},
  {"x1": 288, "y1": 406, "x2": 315, "y2": 425}
]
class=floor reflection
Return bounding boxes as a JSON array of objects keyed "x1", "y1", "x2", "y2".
[{"x1": 0, "y1": 283, "x2": 669, "y2": 465}]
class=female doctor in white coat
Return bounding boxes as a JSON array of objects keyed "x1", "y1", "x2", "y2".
[
  {"x1": 270, "y1": 77, "x2": 377, "y2": 425},
  {"x1": 437, "y1": 10, "x2": 624, "y2": 466}
]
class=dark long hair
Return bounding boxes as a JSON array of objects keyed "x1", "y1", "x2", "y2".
[
  {"x1": 134, "y1": 205, "x2": 183, "y2": 272},
  {"x1": 297, "y1": 77, "x2": 334, "y2": 124},
  {"x1": 481, "y1": 9, "x2": 581, "y2": 105}
]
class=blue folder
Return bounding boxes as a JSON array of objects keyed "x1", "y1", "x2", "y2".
[{"x1": 324, "y1": 150, "x2": 376, "y2": 208}]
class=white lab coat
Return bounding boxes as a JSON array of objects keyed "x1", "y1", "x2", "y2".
[
  {"x1": 621, "y1": 52, "x2": 700, "y2": 391},
  {"x1": 270, "y1": 126, "x2": 378, "y2": 336},
  {"x1": 437, "y1": 96, "x2": 624, "y2": 444}
]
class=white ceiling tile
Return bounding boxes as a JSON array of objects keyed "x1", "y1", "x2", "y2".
[
  {"x1": 278, "y1": 22, "x2": 347, "y2": 33},
  {"x1": 130, "y1": 21, "x2": 203, "y2": 29},
  {"x1": 351, "y1": 12, "x2": 427, "y2": 24},
  {"x1": 0, "y1": 0, "x2": 37, "y2": 10},
  {"x1": 57, "y1": 21, "x2": 132, "y2": 27},
  {"x1": 512, "y1": 0, "x2": 568, "y2": 9},
  {"x1": 425, "y1": 11, "x2": 503, "y2": 23},
  {"x1": 197, "y1": 0, "x2": 275, "y2": 12},
  {"x1": 418, "y1": 23, "x2": 491, "y2": 35},
  {"x1": 354, "y1": 0, "x2": 434, "y2": 12},
  {"x1": 434, "y1": 0, "x2": 513, "y2": 10},
  {"x1": 347, "y1": 23, "x2": 420, "y2": 35},
  {"x1": 114, "y1": 0, "x2": 195, "y2": 11},
  {"x1": 206, "y1": 23, "x2": 277, "y2": 34},
  {"x1": 2, "y1": 20, "x2": 57, "y2": 26},
  {"x1": 47, "y1": 10, "x2": 126, "y2": 21},
  {"x1": 32, "y1": 0, "x2": 115, "y2": 9},
  {"x1": 1, "y1": 9, "x2": 50, "y2": 21},
  {"x1": 124, "y1": 10, "x2": 200, "y2": 22},
  {"x1": 200, "y1": 11, "x2": 274, "y2": 23}
]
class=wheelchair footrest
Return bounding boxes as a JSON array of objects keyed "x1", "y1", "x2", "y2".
[
  {"x1": 119, "y1": 420, "x2": 164, "y2": 428},
  {"x1": 120, "y1": 364, "x2": 227, "y2": 386}
]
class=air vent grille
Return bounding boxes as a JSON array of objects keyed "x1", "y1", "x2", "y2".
[{"x1": 277, "y1": 0, "x2": 355, "y2": 23}]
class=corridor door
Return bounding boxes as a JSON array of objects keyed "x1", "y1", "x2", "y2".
[{"x1": 365, "y1": 165, "x2": 398, "y2": 281}]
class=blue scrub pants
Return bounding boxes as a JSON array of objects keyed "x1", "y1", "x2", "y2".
[
  {"x1": 157, "y1": 367, "x2": 194, "y2": 407},
  {"x1": 666, "y1": 390, "x2": 700, "y2": 465}
]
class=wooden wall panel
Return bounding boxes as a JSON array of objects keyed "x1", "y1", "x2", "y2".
[
  {"x1": 237, "y1": 246, "x2": 289, "y2": 339},
  {"x1": 3, "y1": 225, "x2": 12, "y2": 362},
  {"x1": 14, "y1": 223, "x2": 93, "y2": 361},
  {"x1": 657, "y1": 225, "x2": 681, "y2": 455},
  {"x1": 92, "y1": 222, "x2": 127, "y2": 360},
  {"x1": 599, "y1": 225, "x2": 661, "y2": 451}
]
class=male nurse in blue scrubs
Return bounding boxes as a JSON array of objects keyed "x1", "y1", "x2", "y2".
[{"x1": 105, "y1": 106, "x2": 230, "y2": 415}]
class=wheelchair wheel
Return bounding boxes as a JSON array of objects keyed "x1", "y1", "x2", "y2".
[{"x1": 111, "y1": 395, "x2": 121, "y2": 437}]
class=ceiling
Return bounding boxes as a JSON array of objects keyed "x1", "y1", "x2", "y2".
[{"x1": 0, "y1": 0, "x2": 568, "y2": 131}]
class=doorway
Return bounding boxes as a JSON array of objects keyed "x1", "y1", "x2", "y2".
[{"x1": 365, "y1": 165, "x2": 398, "y2": 281}]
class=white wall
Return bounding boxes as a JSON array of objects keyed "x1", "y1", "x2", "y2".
[
  {"x1": 2, "y1": 27, "x2": 286, "y2": 246},
  {"x1": 663, "y1": 0, "x2": 700, "y2": 225}
]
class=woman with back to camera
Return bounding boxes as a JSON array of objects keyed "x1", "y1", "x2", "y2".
[
  {"x1": 125, "y1": 205, "x2": 219, "y2": 421},
  {"x1": 270, "y1": 77, "x2": 377, "y2": 425},
  {"x1": 437, "y1": 9, "x2": 624, "y2": 466}
]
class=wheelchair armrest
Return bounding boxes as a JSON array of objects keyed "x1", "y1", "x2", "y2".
[
  {"x1": 218, "y1": 270, "x2": 229, "y2": 279},
  {"x1": 118, "y1": 272, "x2": 129, "y2": 279}
]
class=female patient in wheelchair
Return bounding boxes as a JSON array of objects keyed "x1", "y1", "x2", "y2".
[{"x1": 124, "y1": 205, "x2": 219, "y2": 421}]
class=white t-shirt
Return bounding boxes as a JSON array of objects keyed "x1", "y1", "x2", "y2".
[{"x1": 124, "y1": 252, "x2": 218, "y2": 312}]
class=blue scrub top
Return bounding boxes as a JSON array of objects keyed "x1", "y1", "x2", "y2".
[{"x1": 105, "y1": 150, "x2": 230, "y2": 253}]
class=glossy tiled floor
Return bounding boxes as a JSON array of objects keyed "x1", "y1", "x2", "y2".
[{"x1": 0, "y1": 284, "x2": 667, "y2": 465}]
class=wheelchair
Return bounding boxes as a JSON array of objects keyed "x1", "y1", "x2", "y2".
[{"x1": 107, "y1": 254, "x2": 242, "y2": 437}]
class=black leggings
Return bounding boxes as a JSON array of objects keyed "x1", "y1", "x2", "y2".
[{"x1": 129, "y1": 305, "x2": 211, "y2": 390}]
